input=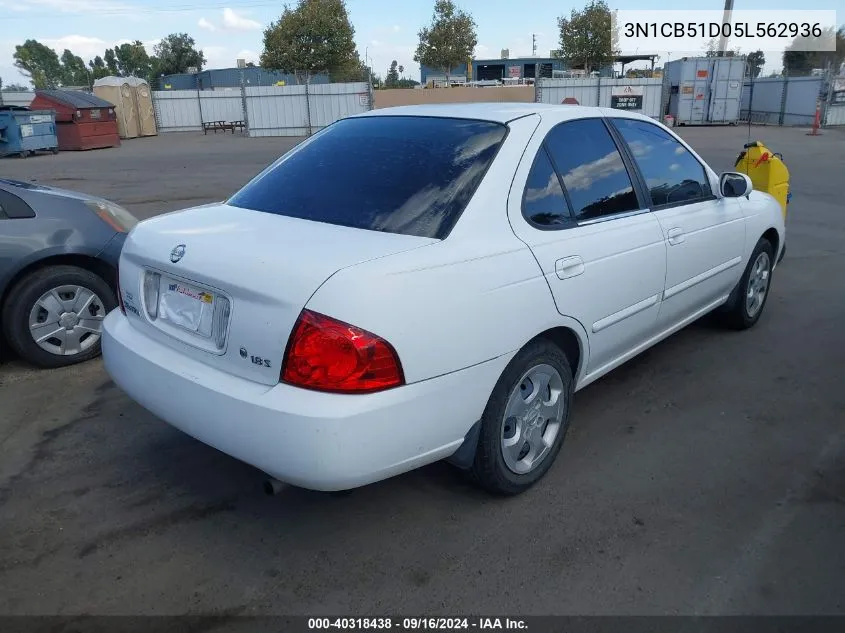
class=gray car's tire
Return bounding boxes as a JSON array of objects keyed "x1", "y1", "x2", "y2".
[
  {"x1": 2, "y1": 265, "x2": 116, "y2": 369},
  {"x1": 718, "y1": 237, "x2": 774, "y2": 330},
  {"x1": 472, "y1": 339, "x2": 573, "y2": 496}
]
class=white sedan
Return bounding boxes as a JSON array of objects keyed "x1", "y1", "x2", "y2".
[{"x1": 103, "y1": 104, "x2": 785, "y2": 495}]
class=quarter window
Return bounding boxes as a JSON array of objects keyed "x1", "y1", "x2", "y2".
[
  {"x1": 522, "y1": 147, "x2": 572, "y2": 227},
  {"x1": 543, "y1": 119, "x2": 640, "y2": 222},
  {"x1": 612, "y1": 118, "x2": 713, "y2": 207}
]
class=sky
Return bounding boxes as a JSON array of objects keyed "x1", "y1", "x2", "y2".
[{"x1": 0, "y1": 0, "x2": 842, "y2": 87}]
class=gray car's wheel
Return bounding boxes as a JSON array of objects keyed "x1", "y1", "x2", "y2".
[
  {"x1": 472, "y1": 339, "x2": 573, "y2": 495},
  {"x1": 719, "y1": 237, "x2": 774, "y2": 330},
  {"x1": 2, "y1": 265, "x2": 116, "y2": 368}
]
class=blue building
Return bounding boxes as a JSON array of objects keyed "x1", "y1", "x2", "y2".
[
  {"x1": 473, "y1": 57, "x2": 568, "y2": 81},
  {"x1": 157, "y1": 67, "x2": 330, "y2": 91}
]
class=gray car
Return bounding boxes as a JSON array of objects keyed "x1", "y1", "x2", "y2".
[{"x1": 0, "y1": 178, "x2": 135, "y2": 367}]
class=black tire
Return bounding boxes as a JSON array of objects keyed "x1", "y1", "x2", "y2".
[
  {"x1": 51, "y1": 147, "x2": 59, "y2": 155},
  {"x1": 472, "y1": 339, "x2": 574, "y2": 496},
  {"x1": 718, "y1": 237, "x2": 774, "y2": 330},
  {"x1": 1, "y1": 265, "x2": 117, "y2": 369}
]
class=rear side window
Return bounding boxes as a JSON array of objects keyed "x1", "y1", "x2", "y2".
[
  {"x1": 611, "y1": 118, "x2": 713, "y2": 207},
  {"x1": 522, "y1": 147, "x2": 573, "y2": 227},
  {"x1": 228, "y1": 116, "x2": 507, "y2": 239},
  {"x1": 543, "y1": 118, "x2": 640, "y2": 222}
]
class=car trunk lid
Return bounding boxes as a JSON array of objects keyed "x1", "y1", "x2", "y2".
[{"x1": 118, "y1": 203, "x2": 437, "y2": 386}]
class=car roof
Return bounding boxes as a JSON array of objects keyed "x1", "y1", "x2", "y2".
[{"x1": 355, "y1": 102, "x2": 656, "y2": 125}]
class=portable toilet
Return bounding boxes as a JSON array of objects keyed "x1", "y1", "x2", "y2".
[
  {"x1": 93, "y1": 76, "x2": 157, "y2": 139},
  {"x1": 0, "y1": 106, "x2": 58, "y2": 158},
  {"x1": 29, "y1": 90, "x2": 121, "y2": 151}
]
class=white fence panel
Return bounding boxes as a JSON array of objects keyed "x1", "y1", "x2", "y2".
[
  {"x1": 538, "y1": 79, "x2": 601, "y2": 107},
  {"x1": 199, "y1": 90, "x2": 244, "y2": 123},
  {"x1": 825, "y1": 104, "x2": 845, "y2": 126},
  {"x1": 245, "y1": 85, "x2": 309, "y2": 137},
  {"x1": 538, "y1": 78, "x2": 664, "y2": 119},
  {"x1": 0, "y1": 91, "x2": 35, "y2": 107},
  {"x1": 153, "y1": 90, "x2": 202, "y2": 132},
  {"x1": 599, "y1": 78, "x2": 663, "y2": 119},
  {"x1": 307, "y1": 82, "x2": 370, "y2": 128}
]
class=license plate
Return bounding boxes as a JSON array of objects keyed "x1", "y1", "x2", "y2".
[{"x1": 158, "y1": 279, "x2": 215, "y2": 337}]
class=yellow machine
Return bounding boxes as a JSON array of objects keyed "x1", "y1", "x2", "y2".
[{"x1": 734, "y1": 141, "x2": 791, "y2": 220}]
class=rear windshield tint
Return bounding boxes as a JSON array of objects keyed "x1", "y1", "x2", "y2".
[{"x1": 227, "y1": 116, "x2": 507, "y2": 239}]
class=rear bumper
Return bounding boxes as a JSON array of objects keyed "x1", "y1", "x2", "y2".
[{"x1": 102, "y1": 310, "x2": 512, "y2": 490}]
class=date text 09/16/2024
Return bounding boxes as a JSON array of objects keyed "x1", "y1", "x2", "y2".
[{"x1": 307, "y1": 618, "x2": 528, "y2": 630}]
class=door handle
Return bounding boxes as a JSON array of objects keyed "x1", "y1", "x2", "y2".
[
  {"x1": 667, "y1": 227, "x2": 685, "y2": 245},
  {"x1": 555, "y1": 256, "x2": 585, "y2": 280}
]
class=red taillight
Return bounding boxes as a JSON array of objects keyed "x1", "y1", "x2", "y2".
[
  {"x1": 116, "y1": 266, "x2": 125, "y2": 314},
  {"x1": 281, "y1": 310, "x2": 404, "y2": 394}
]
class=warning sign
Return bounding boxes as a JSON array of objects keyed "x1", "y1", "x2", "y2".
[{"x1": 610, "y1": 85, "x2": 643, "y2": 110}]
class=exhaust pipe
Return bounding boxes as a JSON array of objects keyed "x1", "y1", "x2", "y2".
[{"x1": 263, "y1": 478, "x2": 285, "y2": 496}]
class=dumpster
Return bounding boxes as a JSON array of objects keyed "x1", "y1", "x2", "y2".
[
  {"x1": 0, "y1": 106, "x2": 58, "y2": 158},
  {"x1": 734, "y1": 141, "x2": 791, "y2": 221}
]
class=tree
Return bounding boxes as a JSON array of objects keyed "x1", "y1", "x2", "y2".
[
  {"x1": 114, "y1": 41, "x2": 154, "y2": 79},
  {"x1": 154, "y1": 33, "x2": 205, "y2": 76},
  {"x1": 554, "y1": 0, "x2": 617, "y2": 75},
  {"x1": 2, "y1": 81, "x2": 31, "y2": 91},
  {"x1": 703, "y1": 37, "x2": 740, "y2": 57},
  {"x1": 783, "y1": 27, "x2": 845, "y2": 75},
  {"x1": 398, "y1": 64, "x2": 404, "y2": 78},
  {"x1": 261, "y1": 0, "x2": 360, "y2": 78},
  {"x1": 89, "y1": 55, "x2": 110, "y2": 80},
  {"x1": 104, "y1": 48, "x2": 119, "y2": 75},
  {"x1": 245, "y1": 61, "x2": 256, "y2": 68},
  {"x1": 414, "y1": 0, "x2": 476, "y2": 81},
  {"x1": 60, "y1": 49, "x2": 90, "y2": 87},
  {"x1": 746, "y1": 50, "x2": 765, "y2": 78},
  {"x1": 386, "y1": 60, "x2": 400, "y2": 87},
  {"x1": 13, "y1": 40, "x2": 64, "y2": 89}
]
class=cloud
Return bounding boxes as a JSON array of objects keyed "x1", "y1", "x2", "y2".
[
  {"x1": 370, "y1": 40, "x2": 382, "y2": 47},
  {"x1": 392, "y1": 25, "x2": 401, "y2": 33},
  {"x1": 42, "y1": 35, "x2": 109, "y2": 60},
  {"x1": 235, "y1": 49, "x2": 259, "y2": 64},
  {"x1": 198, "y1": 17, "x2": 217, "y2": 32},
  {"x1": 222, "y1": 8, "x2": 261, "y2": 31},
  {"x1": 475, "y1": 44, "x2": 490, "y2": 58}
]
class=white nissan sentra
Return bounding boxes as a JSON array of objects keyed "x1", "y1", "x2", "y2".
[{"x1": 103, "y1": 104, "x2": 785, "y2": 495}]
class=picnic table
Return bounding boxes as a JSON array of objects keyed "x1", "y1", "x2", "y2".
[{"x1": 202, "y1": 120, "x2": 246, "y2": 134}]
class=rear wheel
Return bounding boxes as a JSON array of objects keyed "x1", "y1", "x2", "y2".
[
  {"x1": 472, "y1": 339, "x2": 573, "y2": 495},
  {"x1": 2, "y1": 265, "x2": 117, "y2": 368},
  {"x1": 718, "y1": 237, "x2": 774, "y2": 330}
]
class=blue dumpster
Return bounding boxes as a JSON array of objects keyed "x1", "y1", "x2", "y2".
[{"x1": 0, "y1": 106, "x2": 59, "y2": 158}]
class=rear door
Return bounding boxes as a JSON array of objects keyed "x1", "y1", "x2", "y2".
[
  {"x1": 607, "y1": 116, "x2": 746, "y2": 329},
  {"x1": 507, "y1": 116, "x2": 667, "y2": 377}
]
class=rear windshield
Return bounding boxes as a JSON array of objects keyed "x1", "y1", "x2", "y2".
[{"x1": 227, "y1": 116, "x2": 507, "y2": 239}]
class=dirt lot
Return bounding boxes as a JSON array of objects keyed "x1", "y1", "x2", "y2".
[{"x1": 1, "y1": 126, "x2": 844, "y2": 616}]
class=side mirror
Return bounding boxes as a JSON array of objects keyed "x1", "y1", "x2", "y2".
[{"x1": 720, "y1": 172, "x2": 753, "y2": 198}]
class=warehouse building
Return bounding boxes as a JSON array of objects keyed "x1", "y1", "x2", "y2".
[
  {"x1": 157, "y1": 67, "x2": 329, "y2": 91},
  {"x1": 421, "y1": 52, "x2": 656, "y2": 85}
]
